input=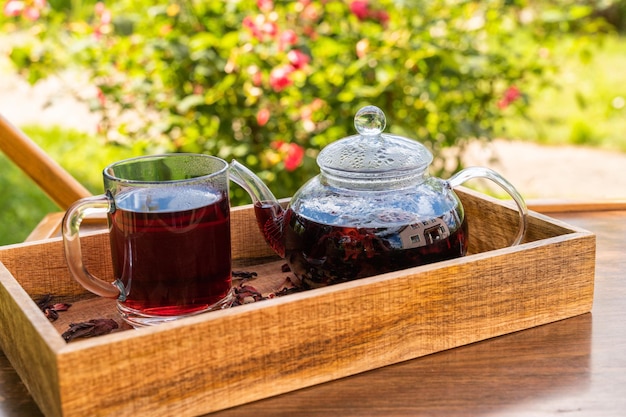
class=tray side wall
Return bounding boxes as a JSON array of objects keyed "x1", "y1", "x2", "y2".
[
  {"x1": 0, "y1": 263, "x2": 64, "y2": 417},
  {"x1": 54, "y1": 231, "x2": 594, "y2": 417},
  {"x1": 0, "y1": 234, "x2": 110, "y2": 301},
  {"x1": 459, "y1": 187, "x2": 575, "y2": 253}
]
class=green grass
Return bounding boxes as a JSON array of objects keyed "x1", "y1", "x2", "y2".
[
  {"x1": 0, "y1": 153, "x2": 58, "y2": 244},
  {"x1": 502, "y1": 34, "x2": 626, "y2": 152},
  {"x1": 0, "y1": 126, "x2": 142, "y2": 245}
]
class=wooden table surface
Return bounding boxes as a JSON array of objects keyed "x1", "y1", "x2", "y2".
[{"x1": 1, "y1": 209, "x2": 625, "y2": 417}]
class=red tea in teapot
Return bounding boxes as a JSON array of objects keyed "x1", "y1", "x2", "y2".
[{"x1": 255, "y1": 201, "x2": 468, "y2": 288}]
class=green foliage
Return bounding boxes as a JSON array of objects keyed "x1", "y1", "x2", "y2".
[
  {"x1": 0, "y1": 0, "x2": 603, "y2": 207},
  {"x1": 501, "y1": 34, "x2": 626, "y2": 152},
  {"x1": 569, "y1": 118, "x2": 597, "y2": 146},
  {"x1": 589, "y1": 0, "x2": 626, "y2": 32}
]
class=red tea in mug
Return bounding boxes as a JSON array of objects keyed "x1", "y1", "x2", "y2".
[{"x1": 109, "y1": 187, "x2": 231, "y2": 317}]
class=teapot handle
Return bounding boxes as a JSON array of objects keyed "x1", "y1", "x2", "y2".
[{"x1": 448, "y1": 167, "x2": 528, "y2": 246}]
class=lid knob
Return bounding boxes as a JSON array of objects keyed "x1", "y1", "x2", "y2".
[{"x1": 354, "y1": 105, "x2": 386, "y2": 136}]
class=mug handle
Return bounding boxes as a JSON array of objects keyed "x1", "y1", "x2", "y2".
[
  {"x1": 447, "y1": 167, "x2": 528, "y2": 246},
  {"x1": 62, "y1": 194, "x2": 123, "y2": 299}
]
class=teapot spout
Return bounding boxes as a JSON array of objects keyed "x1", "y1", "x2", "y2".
[{"x1": 229, "y1": 160, "x2": 286, "y2": 257}]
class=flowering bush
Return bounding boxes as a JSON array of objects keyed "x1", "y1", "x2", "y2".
[
  {"x1": 1, "y1": 0, "x2": 587, "y2": 204},
  {"x1": 3, "y1": 0, "x2": 46, "y2": 20}
]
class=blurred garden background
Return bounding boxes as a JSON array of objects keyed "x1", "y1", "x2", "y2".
[{"x1": 1, "y1": 0, "x2": 625, "y2": 245}]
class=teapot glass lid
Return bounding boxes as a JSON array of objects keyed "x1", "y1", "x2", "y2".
[{"x1": 317, "y1": 106, "x2": 433, "y2": 177}]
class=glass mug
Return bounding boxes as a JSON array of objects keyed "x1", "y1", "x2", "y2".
[{"x1": 62, "y1": 154, "x2": 233, "y2": 327}]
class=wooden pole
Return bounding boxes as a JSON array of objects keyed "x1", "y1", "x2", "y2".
[{"x1": 0, "y1": 114, "x2": 91, "y2": 210}]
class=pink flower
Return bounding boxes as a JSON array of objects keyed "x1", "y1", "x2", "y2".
[
  {"x1": 4, "y1": 0, "x2": 46, "y2": 20},
  {"x1": 96, "y1": 87, "x2": 106, "y2": 107},
  {"x1": 269, "y1": 65, "x2": 294, "y2": 92},
  {"x1": 99, "y1": 9, "x2": 111, "y2": 24},
  {"x1": 287, "y1": 49, "x2": 310, "y2": 70},
  {"x1": 242, "y1": 15, "x2": 256, "y2": 30},
  {"x1": 279, "y1": 29, "x2": 298, "y2": 50},
  {"x1": 302, "y1": 26, "x2": 318, "y2": 39},
  {"x1": 23, "y1": 5, "x2": 40, "y2": 20},
  {"x1": 247, "y1": 65, "x2": 263, "y2": 86},
  {"x1": 243, "y1": 16, "x2": 263, "y2": 40},
  {"x1": 261, "y1": 21, "x2": 278, "y2": 38},
  {"x1": 504, "y1": 85, "x2": 521, "y2": 102},
  {"x1": 243, "y1": 14, "x2": 278, "y2": 42},
  {"x1": 300, "y1": 2, "x2": 320, "y2": 21},
  {"x1": 257, "y1": 108, "x2": 270, "y2": 126},
  {"x1": 284, "y1": 143, "x2": 305, "y2": 171},
  {"x1": 498, "y1": 86, "x2": 522, "y2": 109},
  {"x1": 94, "y1": 1, "x2": 105, "y2": 15},
  {"x1": 349, "y1": 1, "x2": 388, "y2": 26},
  {"x1": 310, "y1": 98, "x2": 324, "y2": 110},
  {"x1": 93, "y1": 2, "x2": 112, "y2": 39},
  {"x1": 271, "y1": 141, "x2": 305, "y2": 171},
  {"x1": 350, "y1": 1, "x2": 369, "y2": 20},
  {"x1": 373, "y1": 10, "x2": 389, "y2": 26},
  {"x1": 300, "y1": 98, "x2": 325, "y2": 120},
  {"x1": 257, "y1": 0, "x2": 273, "y2": 13},
  {"x1": 3, "y1": 1, "x2": 23, "y2": 17}
]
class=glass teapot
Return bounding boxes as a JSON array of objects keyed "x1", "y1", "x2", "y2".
[{"x1": 230, "y1": 105, "x2": 527, "y2": 288}]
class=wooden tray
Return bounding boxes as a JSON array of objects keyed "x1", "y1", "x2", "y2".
[{"x1": 0, "y1": 188, "x2": 595, "y2": 417}]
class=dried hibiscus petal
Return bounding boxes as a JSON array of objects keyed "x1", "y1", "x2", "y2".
[
  {"x1": 62, "y1": 319, "x2": 119, "y2": 342},
  {"x1": 273, "y1": 276, "x2": 303, "y2": 297},
  {"x1": 232, "y1": 270, "x2": 258, "y2": 280},
  {"x1": 35, "y1": 294, "x2": 72, "y2": 322},
  {"x1": 35, "y1": 294, "x2": 53, "y2": 310},
  {"x1": 233, "y1": 284, "x2": 265, "y2": 305},
  {"x1": 43, "y1": 307, "x2": 59, "y2": 321}
]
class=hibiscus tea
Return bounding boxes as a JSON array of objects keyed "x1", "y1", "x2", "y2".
[
  {"x1": 254, "y1": 201, "x2": 467, "y2": 288},
  {"x1": 109, "y1": 187, "x2": 231, "y2": 320}
]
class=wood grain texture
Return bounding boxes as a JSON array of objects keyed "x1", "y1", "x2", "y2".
[
  {"x1": 0, "y1": 263, "x2": 65, "y2": 417},
  {"x1": 210, "y1": 210, "x2": 622, "y2": 417},
  {"x1": 25, "y1": 213, "x2": 65, "y2": 242},
  {"x1": 2, "y1": 208, "x2": 623, "y2": 417},
  {"x1": 527, "y1": 198, "x2": 626, "y2": 213},
  {"x1": 0, "y1": 190, "x2": 595, "y2": 417},
  {"x1": 211, "y1": 312, "x2": 593, "y2": 417}
]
